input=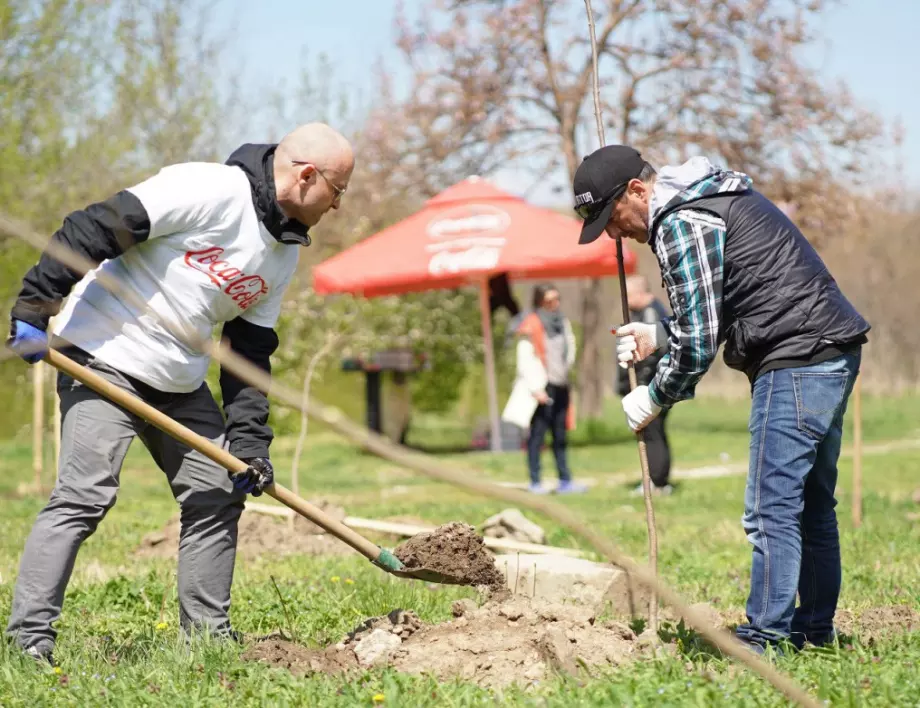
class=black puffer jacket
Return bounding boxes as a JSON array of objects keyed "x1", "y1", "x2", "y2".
[{"x1": 652, "y1": 190, "x2": 870, "y2": 382}]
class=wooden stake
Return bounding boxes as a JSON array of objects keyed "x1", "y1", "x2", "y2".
[
  {"x1": 48, "y1": 315, "x2": 61, "y2": 480},
  {"x1": 32, "y1": 361, "x2": 44, "y2": 491},
  {"x1": 852, "y1": 373, "x2": 863, "y2": 528},
  {"x1": 583, "y1": 0, "x2": 658, "y2": 634},
  {"x1": 53, "y1": 379, "x2": 61, "y2": 480}
]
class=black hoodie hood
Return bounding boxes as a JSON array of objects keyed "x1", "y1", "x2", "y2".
[{"x1": 225, "y1": 143, "x2": 311, "y2": 247}]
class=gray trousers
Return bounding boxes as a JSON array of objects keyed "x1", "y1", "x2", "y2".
[{"x1": 6, "y1": 348, "x2": 244, "y2": 653}]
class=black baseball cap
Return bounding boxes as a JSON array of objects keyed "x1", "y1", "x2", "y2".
[{"x1": 573, "y1": 145, "x2": 646, "y2": 244}]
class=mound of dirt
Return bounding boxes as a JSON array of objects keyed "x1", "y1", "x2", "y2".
[
  {"x1": 136, "y1": 504, "x2": 354, "y2": 560},
  {"x1": 243, "y1": 597, "x2": 640, "y2": 687},
  {"x1": 393, "y1": 522, "x2": 504, "y2": 589}
]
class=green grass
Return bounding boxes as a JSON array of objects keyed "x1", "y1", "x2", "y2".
[{"x1": 0, "y1": 394, "x2": 919, "y2": 706}]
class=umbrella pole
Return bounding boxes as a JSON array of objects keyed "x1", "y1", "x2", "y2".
[{"x1": 479, "y1": 277, "x2": 502, "y2": 452}]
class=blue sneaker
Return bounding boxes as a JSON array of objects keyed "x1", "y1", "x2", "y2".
[
  {"x1": 737, "y1": 636, "x2": 786, "y2": 657},
  {"x1": 555, "y1": 480, "x2": 588, "y2": 494},
  {"x1": 528, "y1": 483, "x2": 550, "y2": 494}
]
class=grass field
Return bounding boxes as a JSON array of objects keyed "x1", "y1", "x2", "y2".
[{"x1": 0, "y1": 393, "x2": 919, "y2": 706}]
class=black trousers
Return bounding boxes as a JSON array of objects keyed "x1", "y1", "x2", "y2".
[
  {"x1": 643, "y1": 408, "x2": 671, "y2": 487},
  {"x1": 527, "y1": 384, "x2": 571, "y2": 484}
]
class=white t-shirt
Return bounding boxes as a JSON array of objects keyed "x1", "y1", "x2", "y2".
[{"x1": 53, "y1": 162, "x2": 300, "y2": 393}]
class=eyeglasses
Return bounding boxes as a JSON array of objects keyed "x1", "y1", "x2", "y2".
[
  {"x1": 573, "y1": 181, "x2": 628, "y2": 220},
  {"x1": 292, "y1": 160, "x2": 347, "y2": 202}
]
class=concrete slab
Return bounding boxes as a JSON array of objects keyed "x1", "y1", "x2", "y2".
[
  {"x1": 482, "y1": 508, "x2": 546, "y2": 545},
  {"x1": 494, "y1": 553, "x2": 624, "y2": 607}
]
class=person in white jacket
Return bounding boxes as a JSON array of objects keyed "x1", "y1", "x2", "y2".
[{"x1": 502, "y1": 285, "x2": 587, "y2": 494}]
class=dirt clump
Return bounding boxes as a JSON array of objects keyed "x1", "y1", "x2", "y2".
[
  {"x1": 242, "y1": 610, "x2": 423, "y2": 675},
  {"x1": 344, "y1": 608, "x2": 425, "y2": 644},
  {"x1": 243, "y1": 597, "x2": 639, "y2": 687},
  {"x1": 136, "y1": 504, "x2": 354, "y2": 560},
  {"x1": 393, "y1": 522, "x2": 504, "y2": 589}
]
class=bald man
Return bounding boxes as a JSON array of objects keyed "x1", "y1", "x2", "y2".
[{"x1": 5, "y1": 123, "x2": 354, "y2": 662}]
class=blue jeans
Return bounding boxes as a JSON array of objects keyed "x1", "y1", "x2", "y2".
[
  {"x1": 735, "y1": 351, "x2": 861, "y2": 649},
  {"x1": 527, "y1": 384, "x2": 572, "y2": 485}
]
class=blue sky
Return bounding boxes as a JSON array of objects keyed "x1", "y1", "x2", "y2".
[{"x1": 221, "y1": 1, "x2": 918, "y2": 202}]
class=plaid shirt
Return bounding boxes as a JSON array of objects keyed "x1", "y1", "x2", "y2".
[{"x1": 647, "y1": 171, "x2": 751, "y2": 407}]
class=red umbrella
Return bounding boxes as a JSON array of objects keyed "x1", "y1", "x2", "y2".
[
  {"x1": 313, "y1": 176, "x2": 637, "y2": 450},
  {"x1": 314, "y1": 176, "x2": 636, "y2": 296}
]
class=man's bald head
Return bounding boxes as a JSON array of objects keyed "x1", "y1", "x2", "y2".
[
  {"x1": 276, "y1": 123, "x2": 353, "y2": 168},
  {"x1": 273, "y1": 122, "x2": 355, "y2": 228}
]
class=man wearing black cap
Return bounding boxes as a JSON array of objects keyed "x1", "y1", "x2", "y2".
[{"x1": 573, "y1": 146, "x2": 869, "y2": 654}]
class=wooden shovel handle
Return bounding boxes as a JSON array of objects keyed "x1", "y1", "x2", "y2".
[{"x1": 46, "y1": 348, "x2": 385, "y2": 562}]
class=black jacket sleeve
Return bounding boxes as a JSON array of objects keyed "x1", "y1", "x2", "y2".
[
  {"x1": 219, "y1": 317, "x2": 279, "y2": 459},
  {"x1": 11, "y1": 191, "x2": 151, "y2": 329}
]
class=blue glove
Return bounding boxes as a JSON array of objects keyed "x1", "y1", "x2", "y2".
[
  {"x1": 229, "y1": 457, "x2": 274, "y2": 496},
  {"x1": 7, "y1": 319, "x2": 48, "y2": 364}
]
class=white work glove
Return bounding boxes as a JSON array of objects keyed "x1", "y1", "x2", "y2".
[
  {"x1": 614, "y1": 321, "x2": 667, "y2": 369},
  {"x1": 621, "y1": 385, "x2": 662, "y2": 432}
]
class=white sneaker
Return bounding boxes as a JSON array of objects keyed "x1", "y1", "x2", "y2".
[{"x1": 631, "y1": 483, "x2": 673, "y2": 497}]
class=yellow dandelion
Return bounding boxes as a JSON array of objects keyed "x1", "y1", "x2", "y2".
[
  {"x1": 330, "y1": 576, "x2": 340, "y2": 583},
  {"x1": 344, "y1": 578, "x2": 354, "y2": 585},
  {"x1": 155, "y1": 622, "x2": 168, "y2": 631},
  {"x1": 53, "y1": 667, "x2": 63, "y2": 675},
  {"x1": 372, "y1": 694, "x2": 385, "y2": 704}
]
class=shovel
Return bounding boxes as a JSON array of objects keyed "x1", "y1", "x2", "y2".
[{"x1": 45, "y1": 348, "x2": 464, "y2": 585}]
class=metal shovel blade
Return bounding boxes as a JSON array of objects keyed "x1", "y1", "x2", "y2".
[
  {"x1": 371, "y1": 548, "x2": 467, "y2": 585},
  {"x1": 386, "y1": 566, "x2": 469, "y2": 585}
]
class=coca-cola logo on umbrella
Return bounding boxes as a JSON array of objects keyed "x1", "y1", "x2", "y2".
[
  {"x1": 425, "y1": 204, "x2": 511, "y2": 241},
  {"x1": 425, "y1": 204, "x2": 509, "y2": 276}
]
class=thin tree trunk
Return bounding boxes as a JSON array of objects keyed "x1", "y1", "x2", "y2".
[
  {"x1": 577, "y1": 279, "x2": 605, "y2": 417},
  {"x1": 289, "y1": 333, "x2": 340, "y2": 531}
]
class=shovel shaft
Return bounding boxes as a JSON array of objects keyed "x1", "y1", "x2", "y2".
[{"x1": 46, "y1": 348, "x2": 385, "y2": 563}]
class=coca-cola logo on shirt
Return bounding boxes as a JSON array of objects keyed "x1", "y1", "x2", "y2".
[{"x1": 184, "y1": 247, "x2": 267, "y2": 311}]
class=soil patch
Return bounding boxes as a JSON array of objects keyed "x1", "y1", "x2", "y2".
[
  {"x1": 243, "y1": 596, "x2": 639, "y2": 687},
  {"x1": 242, "y1": 637, "x2": 357, "y2": 675},
  {"x1": 835, "y1": 605, "x2": 920, "y2": 643},
  {"x1": 136, "y1": 503, "x2": 354, "y2": 560},
  {"x1": 393, "y1": 522, "x2": 504, "y2": 589}
]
